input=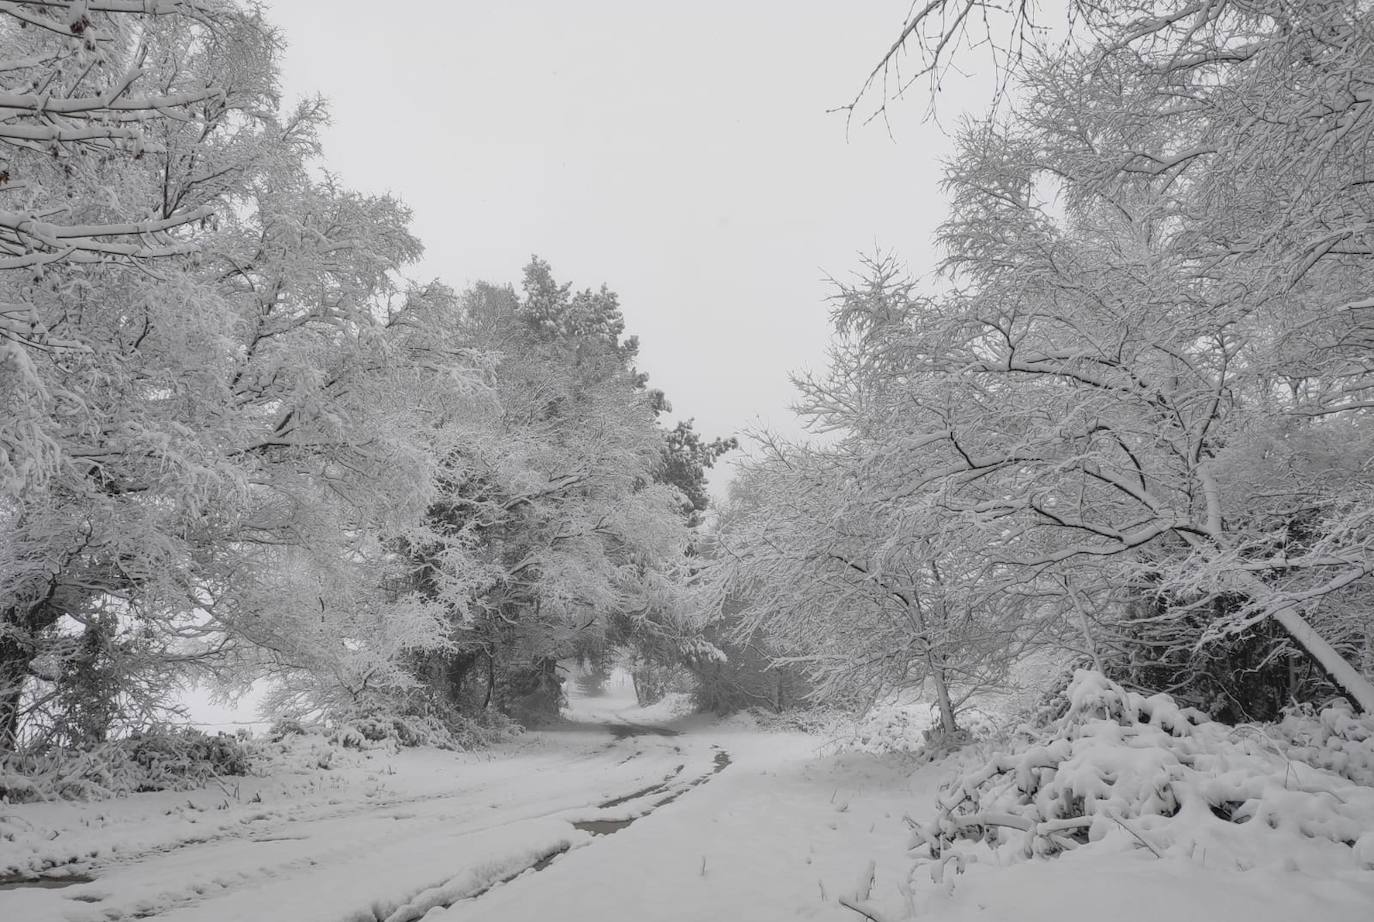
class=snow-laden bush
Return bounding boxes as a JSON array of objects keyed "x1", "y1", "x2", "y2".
[
  {"x1": 848, "y1": 699, "x2": 998, "y2": 758},
  {"x1": 908, "y1": 670, "x2": 1374, "y2": 878},
  {"x1": 0, "y1": 728, "x2": 255, "y2": 802},
  {"x1": 124, "y1": 727, "x2": 253, "y2": 781},
  {"x1": 733, "y1": 704, "x2": 847, "y2": 736},
  {"x1": 851, "y1": 706, "x2": 934, "y2": 755},
  {"x1": 268, "y1": 717, "x2": 309, "y2": 741},
  {"x1": 330, "y1": 707, "x2": 521, "y2": 752},
  {"x1": 1272, "y1": 702, "x2": 1374, "y2": 786}
]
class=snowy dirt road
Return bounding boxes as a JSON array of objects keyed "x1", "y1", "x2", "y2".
[{"x1": 0, "y1": 713, "x2": 740, "y2": 922}]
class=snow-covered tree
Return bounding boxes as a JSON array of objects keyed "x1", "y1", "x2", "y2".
[
  {"x1": 1, "y1": 4, "x2": 723, "y2": 749},
  {"x1": 402, "y1": 264, "x2": 695, "y2": 724},
  {"x1": 656, "y1": 420, "x2": 736, "y2": 530},
  {"x1": 708, "y1": 422, "x2": 1046, "y2": 732},
  {"x1": 0, "y1": 0, "x2": 476, "y2": 746},
  {"x1": 0, "y1": 0, "x2": 291, "y2": 746},
  {"x1": 0, "y1": 1, "x2": 275, "y2": 276},
  {"x1": 796, "y1": 0, "x2": 1374, "y2": 713}
]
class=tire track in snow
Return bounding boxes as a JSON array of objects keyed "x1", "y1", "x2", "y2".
[
  {"x1": 17, "y1": 726, "x2": 689, "y2": 922},
  {"x1": 380, "y1": 741, "x2": 734, "y2": 922}
]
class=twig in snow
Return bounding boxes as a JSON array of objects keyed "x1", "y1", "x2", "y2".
[
  {"x1": 856, "y1": 859, "x2": 876, "y2": 901},
  {"x1": 929, "y1": 852, "x2": 966, "y2": 886},
  {"x1": 838, "y1": 895, "x2": 896, "y2": 922},
  {"x1": 1106, "y1": 812, "x2": 1162, "y2": 858}
]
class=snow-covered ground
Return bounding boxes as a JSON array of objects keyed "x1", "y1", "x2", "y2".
[{"x1": 3, "y1": 674, "x2": 1372, "y2": 921}]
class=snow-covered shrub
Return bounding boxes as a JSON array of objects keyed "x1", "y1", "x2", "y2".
[
  {"x1": 0, "y1": 769, "x2": 42, "y2": 803},
  {"x1": 909, "y1": 670, "x2": 1374, "y2": 877},
  {"x1": 0, "y1": 728, "x2": 255, "y2": 802},
  {"x1": 332, "y1": 713, "x2": 453, "y2": 750},
  {"x1": 852, "y1": 706, "x2": 937, "y2": 755},
  {"x1": 739, "y1": 704, "x2": 848, "y2": 736},
  {"x1": 269, "y1": 717, "x2": 309, "y2": 741},
  {"x1": 628, "y1": 658, "x2": 694, "y2": 707},
  {"x1": 331, "y1": 706, "x2": 521, "y2": 752},
  {"x1": 124, "y1": 727, "x2": 253, "y2": 783},
  {"x1": 425, "y1": 708, "x2": 523, "y2": 750},
  {"x1": 849, "y1": 701, "x2": 995, "y2": 757},
  {"x1": 1272, "y1": 702, "x2": 1374, "y2": 786}
]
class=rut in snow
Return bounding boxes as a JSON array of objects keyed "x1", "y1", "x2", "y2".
[{"x1": 365, "y1": 729, "x2": 729, "y2": 922}]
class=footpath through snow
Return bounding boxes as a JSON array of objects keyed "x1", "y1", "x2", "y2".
[{"x1": 3, "y1": 675, "x2": 1373, "y2": 921}]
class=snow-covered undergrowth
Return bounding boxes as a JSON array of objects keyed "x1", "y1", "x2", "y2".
[
  {"x1": 907, "y1": 670, "x2": 1374, "y2": 889},
  {"x1": 834, "y1": 651, "x2": 1072, "y2": 759},
  {"x1": 1271, "y1": 702, "x2": 1374, "y2": 786},
  {"x1": 323, "y1": 707, "x2": 522, "y2": 753},
  {"x1": 851, "y1": 705, "x2": 938, "y2": 754},
  {"x1": 718, "y1": 695, "x2": 987, "y2": 759},
  {"x1": 0, "y1": 728, "x2": 255, "y2": 803},
  {"x1": 0, "y1": 711, "x2": 521, "y2": 805},
  {"x1": 847, "y1": 703, "x2": 1001, "y2": 758},
  {"x1": 799, "y1": 656, "x2": 1065, "y2": 760}
]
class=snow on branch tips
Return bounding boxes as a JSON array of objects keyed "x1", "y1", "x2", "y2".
[{"x1": 0, "y1": 0, "x2": 271, "y2": 271}]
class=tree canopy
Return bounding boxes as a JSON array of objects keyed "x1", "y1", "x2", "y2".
[
  {"x1": 0, "y1": 1, "x2": 733, "y2": 749},
  {"x1": 711, "y1": 0, "x2": 1374, "y2": 719}
]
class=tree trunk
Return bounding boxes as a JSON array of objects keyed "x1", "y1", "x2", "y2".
[
  {"x1": 908, "y1": 589, "x2": 958, "y2": 736},
  {"x1": 929, "y1": 659, "x2": 958, "y2": 737},
  {"x1": 0, "y1": 636, "x2": 26, "y2": 750},
  {"x1": 918, "y1": 638, "x2": 957, "y2": 736},
  {"x1": 0, "y1": 594, "x2": 65, "y2": 751},
  {"x1": 1181, "y1": 532, "x2": 1374, "y2": 713},
  {"x1": 1269, "y1": 605, "x2": 1374, "y2": 713}
]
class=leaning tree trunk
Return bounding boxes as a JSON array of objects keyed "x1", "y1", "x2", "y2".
[
  {"x1": 1180, "y1": 529, "x2": 1374, "y2": 713},
  {"x1": 1267, "y1": 604, "x2": 1374, "y2": 713}
]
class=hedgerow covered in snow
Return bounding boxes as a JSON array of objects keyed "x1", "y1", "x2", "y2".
[
  {"x1": 905, "y1": 671, "x2": 1374, "y2": 888},
  {"x1": 0, "y1": 709, "x2": 524, "y2": 804},
  {"x1": 326, "y1": 708, "x2": 522, "y2": 753},
  {"x1": 0, "y1": 728, "x2": 255, "y2": 803}
]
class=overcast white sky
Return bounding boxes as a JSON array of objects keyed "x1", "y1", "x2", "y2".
[{"x1": 262, "y1": 1, "x2": 997, "y2": 487}]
